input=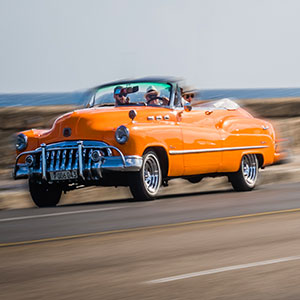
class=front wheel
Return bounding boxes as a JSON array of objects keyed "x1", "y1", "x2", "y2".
[
  {"x1": 229, "y1": 154, "x2": 259, "y2": 191},
  {"x1": 29, "y1": 181, "x2": 62, "y2": 207},
  {"x1": 129, "y1": 151, "x2": 162, "y2": 201}
]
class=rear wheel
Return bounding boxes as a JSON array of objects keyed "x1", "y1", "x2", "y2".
[
  {"x1": 29, "y1": 181, "x2": 62, "y2": 207},
  {"x1": 129, "y1": 151, "x2": 162, "y2": 201},
  {"x1": 229, "y1": 154, "x2": 259, "y2": 191}
]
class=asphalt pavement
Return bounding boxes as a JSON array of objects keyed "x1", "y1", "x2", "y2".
[
  {"x1": 1, "y1": 181, "x2": 300, "y2": 245},
  {"x1": 1, "y1": 183, "x2": 300, "y2": 299},
  {"x1": 1, "y1": 159, "x2": 300, "y2": 299}
]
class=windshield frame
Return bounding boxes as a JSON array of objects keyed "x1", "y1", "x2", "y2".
[{"x1": 87, "y1": 79, "x2": 176, "y2": 108}]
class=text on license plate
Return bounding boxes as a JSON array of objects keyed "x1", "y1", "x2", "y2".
[{"x1": 50, "y1": 170, "x2": 78, "y2": 181}]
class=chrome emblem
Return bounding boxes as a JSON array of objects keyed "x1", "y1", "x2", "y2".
[
  {"x1": 262, "y1": 125, "x2": 269, "y2": 130},
  {"x1": 63, "y1": 128, "x2": 71, "y2": 137}
]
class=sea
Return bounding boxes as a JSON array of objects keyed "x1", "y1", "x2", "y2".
[{"x1": 1, "y1": 88, "x2": 300, "y2": 107}]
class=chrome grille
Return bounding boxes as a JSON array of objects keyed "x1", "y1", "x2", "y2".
[
  {"x1": 38, "y1": 147, "x2": 108, "y2": 172},
  {"x1": 45, "y1": 141, "x2": 119, "y2": 181},
  {"x1": 14, "y1": 140, "x2": 141, "y2": 181},
  {"x1": 43, "y1": 148, "x2": 79, "y2": 172}
]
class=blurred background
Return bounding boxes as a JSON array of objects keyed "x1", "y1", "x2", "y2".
[
  {"x1": 1, "y1": 0, "x2": 300, "y2": 207},
  {"x1": 2, "y1": 2, "x2": 300, "y2": 299},
  {"x1": 2, "y1": 0, "x2": 300, "y2": 92}
]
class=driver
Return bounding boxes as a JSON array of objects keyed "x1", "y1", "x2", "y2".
[
  {"x1": 114, "y1": 86, "x2": 130, "y2": 105},
  {"x1": 145, "y1": 86, "x2": 169, "y2": 106}
]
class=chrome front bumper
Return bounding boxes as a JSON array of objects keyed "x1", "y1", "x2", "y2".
[{"x1": 14, "y1": 140, "x2": 143, "y2": 181}]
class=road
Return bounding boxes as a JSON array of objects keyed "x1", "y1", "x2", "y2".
[{"x1": 1, "y1": 182, "x2": 300, "y2": 299}]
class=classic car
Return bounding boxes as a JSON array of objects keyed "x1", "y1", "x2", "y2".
[{"x1": 14, "y1": 77, "x2": 282, "y2": 207}]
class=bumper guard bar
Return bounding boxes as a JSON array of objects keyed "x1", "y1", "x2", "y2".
[{"x1": 14, "y1": 140, "x2": 143, "y2": 180}]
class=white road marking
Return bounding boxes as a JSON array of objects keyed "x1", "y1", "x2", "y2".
[
  {"x1": 0, "y1": 206, "x2": 127, "y2": 222},
  {"x1": 146, "y1": 255, "x2": 300, "y2": 284}
]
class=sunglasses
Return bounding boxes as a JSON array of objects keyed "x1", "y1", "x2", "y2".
[
  {"x1": 184, "y1": 94, "x2": 194, "y2": 99},
  {"x1": 117, "y1": 93, "x2": 127, "y2": 97}
]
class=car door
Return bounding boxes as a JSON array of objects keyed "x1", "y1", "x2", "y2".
[{"x1": 177, "y1": 106, "x2": 222, "y2": 176}]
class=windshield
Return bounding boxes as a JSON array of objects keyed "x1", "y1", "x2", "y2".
[
  {"x1": 193, "y1": 98, "x2": 240, "y2": 110},
  {"x1": 93, "y1": 82, "x2": 172, "y2": 107}
]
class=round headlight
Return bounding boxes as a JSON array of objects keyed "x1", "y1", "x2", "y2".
[
  {"x1": 16, "y1": 133, "x2": 28, "y2": 151},
  {"x1": 115, "y1": 125, "x2": 129, "y2": 144}
]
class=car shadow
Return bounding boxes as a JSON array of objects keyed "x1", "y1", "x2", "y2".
[{"x1": 59, "y1": 188, "x2": 235, "y2": 207}]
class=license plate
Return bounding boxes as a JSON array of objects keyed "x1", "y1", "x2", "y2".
[{"x1": 50, "y1": 170, "x2": 78, "y2": 181}]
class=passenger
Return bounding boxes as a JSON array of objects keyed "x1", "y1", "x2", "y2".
[
  {"x1": 145, "y1": 86, "x2": 169, "y2": 106},
  {"x1": 114, "y1": 86, "x2": 130, "y2": 105},
  {"x1": 183, "y1": 92, "x2": 194, "y2": 103},
  {"x1": 182, "y1": 86, "x2": 196, "y2": 104}
]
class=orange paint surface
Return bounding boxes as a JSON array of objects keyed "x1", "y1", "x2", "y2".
[{"x1": 16, "y1": 105, "x2": 278, "y2": 177}]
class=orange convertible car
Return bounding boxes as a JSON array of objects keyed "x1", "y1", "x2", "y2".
[{"x1": 14, "y1": 77, "x2": 282, "y2": 207}]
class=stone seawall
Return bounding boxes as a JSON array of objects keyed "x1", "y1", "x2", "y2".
[
  {"x1": 1, "y1": 99, "x2": 300, "y2": 177},
  {"x1": 0, "y1": 106, "x2": 74, "y2": 177}
]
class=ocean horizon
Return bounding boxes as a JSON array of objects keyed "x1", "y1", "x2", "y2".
[{"x1": 1, "y1": 87, "x2": 300, "y2": 107}]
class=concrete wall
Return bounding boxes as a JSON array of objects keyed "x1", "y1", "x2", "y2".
[
  {"x1": 0, "y1": 106, "x2": 74, "y2": 177},
  {"x1": 1, "y1": 99, "x2": 300, "y2": 177}
]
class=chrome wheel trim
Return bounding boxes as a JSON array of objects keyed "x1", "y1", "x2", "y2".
[
  {"x1": 142, "y1": 153, "x2": 161, "y2": 195},
  {"x1": 242, "y1": 154, "x2": 258, "y2": 186}
]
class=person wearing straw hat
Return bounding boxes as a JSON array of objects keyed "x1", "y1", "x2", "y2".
[
  {"x1": 181, "y1": 85, "x2": 197, "y2": 104},
  {"x1": 144, "y1": 86, "x2": 169, "y2": 106}
]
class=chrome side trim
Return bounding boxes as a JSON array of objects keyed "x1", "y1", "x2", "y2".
[{"x1": 169, "y1": 145, "x2": 268, "y2": 155}]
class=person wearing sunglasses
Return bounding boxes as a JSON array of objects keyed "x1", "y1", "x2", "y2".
[
  {"x1": 144, "y1": 86, "x2": 169, "y2": 106},
  {"x1": 181, "y1": 86, "x2": 197, "y2": 104},
  {"x1": 114, "y1": 86, "x2": 130, "y2": 106},
  {"x1": 183, "y1": 93, "x2": 195, "y2": 103}
]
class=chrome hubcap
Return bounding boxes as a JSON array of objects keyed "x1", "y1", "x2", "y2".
[
  {"x1": 242, "y1": 154, "x2": 258, "y2": 186},
  {"x1": 143, "y1": 154, "x2": 161, "y2": 195}
]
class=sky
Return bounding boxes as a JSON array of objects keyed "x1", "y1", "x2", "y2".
[{"x1": 1, "y1": 0, "x2": 300, "y2": 92}]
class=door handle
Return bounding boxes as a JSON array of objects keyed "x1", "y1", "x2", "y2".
[{"x1": 205, "y1": 110, "x2": 213, "y2": 115}]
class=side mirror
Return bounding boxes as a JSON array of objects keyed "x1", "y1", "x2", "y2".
[{"x1": 184, "y1": 103, "x2": 192, "y2": 112}]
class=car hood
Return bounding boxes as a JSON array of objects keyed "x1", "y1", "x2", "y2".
[{"x1": 38, "y1": 106, "x2": 171, "y2": 145}]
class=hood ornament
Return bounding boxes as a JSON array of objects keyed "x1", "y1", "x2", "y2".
[{"x1": 129, "y1": 110, "x2": 137, "y2": 121}]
